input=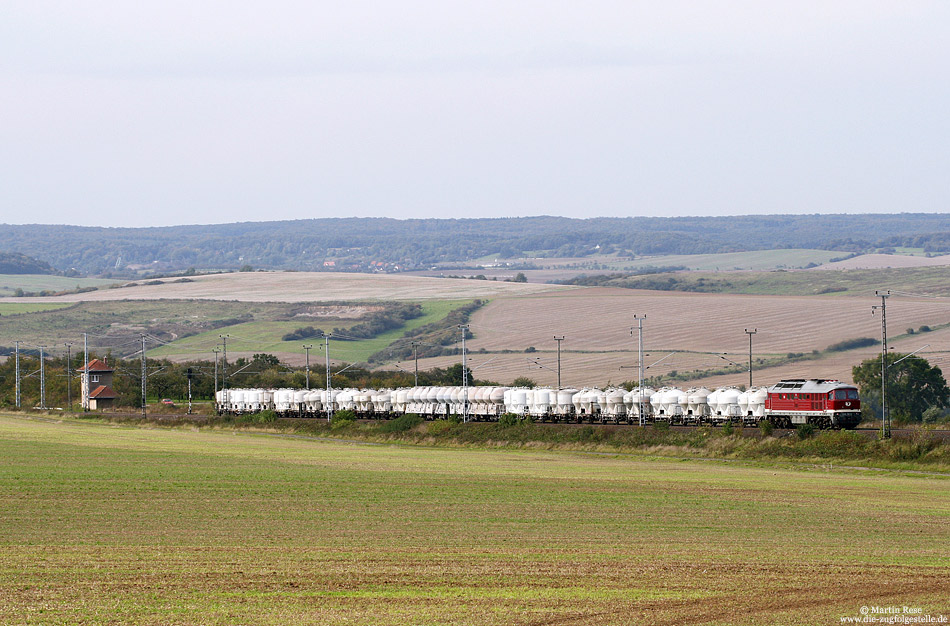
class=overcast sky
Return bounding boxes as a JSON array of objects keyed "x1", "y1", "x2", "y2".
[{"x1": 1, "y1": 1, "x2": 948, "y2": 227}]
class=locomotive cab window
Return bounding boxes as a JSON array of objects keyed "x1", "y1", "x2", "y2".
[{"x1": 834, "y1": 389, "x2": 859, "y2": 400}]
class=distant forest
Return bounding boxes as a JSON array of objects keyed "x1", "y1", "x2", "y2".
[
  {"x1": 0, "y1": 252, "x2": 55, "y2": 275},
  {"x1": 3, "y1": 214, "x2": 950, "y2": 276}
]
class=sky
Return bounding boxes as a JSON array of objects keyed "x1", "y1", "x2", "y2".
[{"x1": 1, "y1": 1, "x2": 948, "y2": 228}]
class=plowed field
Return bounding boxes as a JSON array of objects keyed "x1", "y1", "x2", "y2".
[{"x1": 402, "y1": 288, "x2": 950, "y2": 386}]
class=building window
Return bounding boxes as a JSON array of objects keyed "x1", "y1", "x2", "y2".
[{"x1": 91, "y1": 375, "x2": 99, "y2": 383}]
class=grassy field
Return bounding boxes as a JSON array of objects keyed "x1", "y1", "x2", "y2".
[
  {"x1": 148, "y1": 300, "x2": 470, "y2": 364},
  {"x1": 577, "y1": 265, "x2": 950, "y2": 296},
  {"x1": 603, "y1": 249, "x2": 842, "y2": 271},
  {"x1": 0, "y1": 415, "x2": 946, "y2": 625},
  {"x1": 0, "y1": 274, "x2": 118, "y2": 296},
  {"x1": 0, "y1": 302, "x2": 72, "y2": 315},
  {"x1": 145, "y1": 319, "x2": 360, "y2": 360}
]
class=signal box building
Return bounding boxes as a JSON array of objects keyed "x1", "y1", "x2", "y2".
[{"x1": 79, "y1": 358, "x2": 119, "y2": 410}]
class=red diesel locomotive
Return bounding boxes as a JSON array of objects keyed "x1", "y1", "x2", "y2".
[{"x1": 765, "y1": 379, "x2": 861, "y2": 429}]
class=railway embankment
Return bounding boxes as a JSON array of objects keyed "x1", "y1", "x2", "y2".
[{"x1": 12, "y1": 409, "x2": 950, "y2": 473}]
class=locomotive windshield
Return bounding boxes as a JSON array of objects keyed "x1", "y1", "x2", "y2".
[{"x1": 832, "y1": 389, "x2": 859, "y2": 400}]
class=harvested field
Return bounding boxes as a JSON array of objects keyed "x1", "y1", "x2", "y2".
[
  {"x1": 396, "y1": 349, "x2": 889, "y2": 389},
  {"x1": 411, "y1": 250, "x2": 844, "y2": 282},
  {"x1": 816, "y1": 253, "x2": 950, "y2": 271},
  {"x1": 394, "y1": 288, "x2": 950, "y2": 386},
  {"x1": 397, "y1": 351, "x2": 716, "y2": 388},
  {"x1": 0, "y1": 415, "x2": 947, "y2": 625},
  {"x1": 559, "y1": 266, "x2": 950, "y2": 297},
  {"x1": 15, "y1": 272, "x2": 569, "y2": 303}
]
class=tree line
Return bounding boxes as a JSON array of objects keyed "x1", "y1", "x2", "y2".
[{"x1": 4, "y1": 214, "x2": 950, "y2": 275}]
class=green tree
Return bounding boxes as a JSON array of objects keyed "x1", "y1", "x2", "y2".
[
  {"x1": 852, "y1": 354, "x2": 950, "y2": 423},
  {"x1": 444, "y1": 363, "x2": 474, "y2": 386},
  {"x1": 252, "y1": 353, "x2": 281, "y2": 367}
]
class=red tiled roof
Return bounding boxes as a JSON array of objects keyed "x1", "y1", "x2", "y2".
[
  {"x1": 89, "y1": 385, "x2": 118, "y2": 399},
  {"x1": 79, "y1": 359, "x2": 113, "y2": 373}
]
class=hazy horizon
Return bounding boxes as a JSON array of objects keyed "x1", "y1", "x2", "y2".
[
  {"x1": 3, "y1": 2, "x2": 948, "y2": 227},
  {"x1": 6, "y1": 210, "x2": 950, "y2": 231}
]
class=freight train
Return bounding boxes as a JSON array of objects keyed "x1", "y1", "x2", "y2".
[{"x1": 216, "y1": 378, "x2": 862, "y2": 429}]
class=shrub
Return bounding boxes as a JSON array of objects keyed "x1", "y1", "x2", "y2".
[
  {"x1": 498, "y1": 413, "x2": 520, "y2": 427},
  {"x1": 653, "y1": 421, "x2": 670, "y2": 431},
  {"x1": 379, "y1": 413, "x2": 422, "y2": 433},
  {"x1": 331, "y1": 409, "x2": 356, "y2": 428},
  {"x1": 256, "y1": 410, "x2": 277, "y2": 424},
  {"x1": 919, "y1": 325, "x2": 931, "y2": 333},
  {"x1": 721, "y1": 421, "x2": 734, "y2": 436},
  {"x1": 796, "y1": 423, "x2": 816, "y2": 440},
  {"x1": 922, "y1": 406, "x2": 946, "y2": 424},
  {"x1": 331, "y1": 304, "x2": 423, "y2": 341},
  {"x1": 281, "y1": 326, "x2": 324, "y2": 341},
  {"x1": 512, "y1": 377, "x2": 536, "y2": 388},
  {"x1": 826, "y1": 337, "x2": 877, "y2": 352},
  {"x1": 759, "y1": 420, "x2": 774, "y2": 436}
]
